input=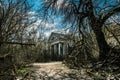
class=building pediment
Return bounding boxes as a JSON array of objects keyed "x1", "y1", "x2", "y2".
[{"x1": 48, "y1": 32, "x2": 65, "y2": 43}]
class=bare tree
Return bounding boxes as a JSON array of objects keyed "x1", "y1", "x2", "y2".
[
  {"x1": 0, "y1": 0, "x2": 35, "y2": 79},
  {"x1": 41, "y1": 0, "x2": 120, "y2": 59},
  {"x1": 0, "y1": 0, "x2": 35, "y2": 45}
]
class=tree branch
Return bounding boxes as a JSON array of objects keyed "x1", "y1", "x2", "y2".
[
  {"x1": 102, "y1": 6, "x2": 120, "y2": 23},
  {"x1": 0, "y1": 41, "x2": 35, "y2": 45}
]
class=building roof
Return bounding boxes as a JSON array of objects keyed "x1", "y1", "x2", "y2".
[{"x1": 48, "y1": 32, "x2": 65, "y2": 43}]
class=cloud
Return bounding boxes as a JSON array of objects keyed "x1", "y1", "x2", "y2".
[
  {"x1": 27, "y1": 11, "x2": 56, "y2": 29},
  {"x1": 44, "y1": 28, "x2": 58, "y2": 37},
  {"x1": 26, "y1": 11, "x2": 37, "y2": 22},
  {"x1": 29, "y1": 18, "x2": 58, "y2": 38},
  {"x1": 57, "y1": 0, "x2": 64, "y2": 4},
  {"x1": 26, "y1": 11, "x2": 70, "y2": 38},
  {"x1": 28, "y1": 11, "x2": 36, "y2": 16},
  {"x1": 44, "y1": 27, "x2": 70, "y2": 38},
  {"x1": 44, "y1": 32, "x2": 50, "y2": 37},
  {"x1": 57, "y1": 0, "x2": 64, "y2": 7},
  {"x1": 32, "y1": 19, "x2": 56, "y2": 29}
]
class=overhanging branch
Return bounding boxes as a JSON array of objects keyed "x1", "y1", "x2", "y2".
[
  {"x1": 102, "y1": 6, "x2": 120, "y2": 23},
  {"x1": 0, "y1": 41, "x2": 35, "y2": 46}
]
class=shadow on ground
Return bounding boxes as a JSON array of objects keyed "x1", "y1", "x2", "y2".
[{"x1": 17, "y1": 62, "x2": 92, "y2": 80}]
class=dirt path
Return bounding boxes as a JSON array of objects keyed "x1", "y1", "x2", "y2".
[{"x1": 28, "y1": 62, "x2": 92, "y2": 80}]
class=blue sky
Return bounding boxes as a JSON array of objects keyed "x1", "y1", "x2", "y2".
[
  {"x1": 28, "y1": 0, "x2": 41, "y2": 11},
  {"x1": 27, "y1": 0, "x2": 120, "y2": 38},
  {"x1": 27, "y1": 0, "x2": 69, "y2": 38}
]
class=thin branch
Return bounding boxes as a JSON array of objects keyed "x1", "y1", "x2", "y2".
[
  {"x1": 101, "y1": 6, "x2": 120, "y2": 23},
  {"x1": 105, "y1": 25, "x2": 120, "y2": 45},
  {"x1": 0, "y1": 41, "x2": 35, "y2": 45}
]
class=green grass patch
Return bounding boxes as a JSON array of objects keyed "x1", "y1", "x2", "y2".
[{"x1": 17, "y1": 67, "x2": 30, "y2": 74}]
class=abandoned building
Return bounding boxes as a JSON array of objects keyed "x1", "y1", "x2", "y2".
[
  {"x1": 48, "y1": 32, "x2": 72, "y2": 60},
  {"x1": 47, "y1": 23, "x2": 120, "y2": 61}
]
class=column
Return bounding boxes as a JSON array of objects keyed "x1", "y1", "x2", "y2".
[
  {"x1": 58, "y1": 43, "x2": 61, "y2": 56},
  {"x1": 51, "y1": 45, "x2": 54, "y2": 60},
  {"x1": 63, "y1": 43, "x2": 65, "y2": 55},
  {"x1": 54, "y1": 44, "x2": 56, "y2": 55},
  {"x1": 50, "y1": 45, "x2": 51, "y2": 56},
  {"x1": 61, "y1": 43, "x2": 63, "y2": 56},
  {"x1": 49, "y1": 45, "x2": 50, "y2": 55},
  {"x1": 56, "y1": 43, "x2": 58, "y2": 56}
]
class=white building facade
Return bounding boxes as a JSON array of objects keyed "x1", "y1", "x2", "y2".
[{"x1": 48, "y1": 32, "x2": 69, "y2": 60}]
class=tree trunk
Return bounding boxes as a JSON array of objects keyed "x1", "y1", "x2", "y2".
[
  {"x1": 92, "y1": 26, "x2": 110, "y2": 60},
  {"x1": 0, "y1": 44, "x2": 15, "y2": 80}
]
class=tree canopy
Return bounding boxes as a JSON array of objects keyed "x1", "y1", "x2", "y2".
[{"x1": 41, "y1": 0, "x2": 120, "y2": 59}]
